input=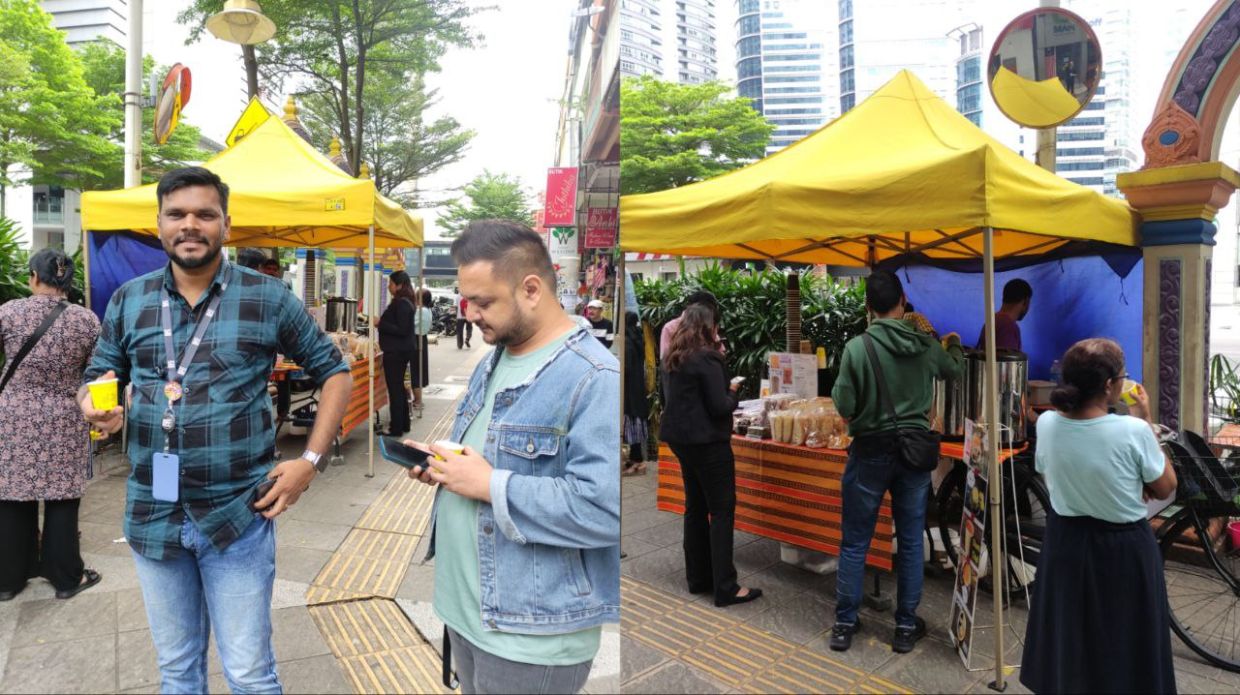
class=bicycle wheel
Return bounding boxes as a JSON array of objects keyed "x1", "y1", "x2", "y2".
[
  {"x1": 1160, "y1": 507, "x2": 1240, "y2": 672},
  {"x1": 936, "y1": 463, "x2": 967, "y2": 570}
]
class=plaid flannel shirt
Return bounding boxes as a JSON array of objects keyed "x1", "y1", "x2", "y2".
[{"x1": 85, "y1": 261, "x2": 348, "y2": 560}]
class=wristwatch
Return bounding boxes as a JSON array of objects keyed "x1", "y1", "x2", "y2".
[{"x1": 302, "y1": 449, "x2": 327, "y2": 473}]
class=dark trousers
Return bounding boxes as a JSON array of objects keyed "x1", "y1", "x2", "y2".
[
  {"x1": 456, "y1": 319, "x2": 473, "y2": 348},
  {"x1": 668, "y1": 440, "x2": 740, "y2": 602},
  {"x1": 383, "y1": 349, "x2": 413, "y2": 434},
  {"x1": 0, "y1": 499, "x2": 85, "y2": 593}
]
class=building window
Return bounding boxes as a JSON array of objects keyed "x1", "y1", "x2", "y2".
[
  {"x1": 738, "y1": 35, "x2": 760, "y2": 58},
  {"x1": 840, "y1": 19, "x2": 853, "y2": 46},
  {"x1": 839, "y1": 44, "x2": 854, "y2": 70},
  {"x1": 840, "y1": 68, "x2": 854, "y2": 94},
  {"x1": 839, "y1": 0, "x2": 852, "y2": 21},
  {"x1": 841, "y1": 93, "x2": 855, "y2": 112}
]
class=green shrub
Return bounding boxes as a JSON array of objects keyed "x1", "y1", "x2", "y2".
[{"x1": 635, "y1": 263, "x2": 868, "y2": 405}]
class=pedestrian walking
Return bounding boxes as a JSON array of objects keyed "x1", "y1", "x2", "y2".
[
  {"x1": 452, "y1": 285, "x2": 473, "y2": 348},
  {"x1": 1021, "y1": 338, "x2": 1177, "y2": 694},
  {"x1": 404, "y1": 219, "x2": 619, "y2": 695},
  {"x1": 0, "y1": 249, "x2": 102, "y2": 601},
  {"x1": 829, "y1": 269, "x2": 963, "y2": 654},
  {"x1": 80, "y1": 166, "x2": 352, "y2": 694},
  {"x1": 623, "y1": 311, "x2": 649, "y2": 476},
  {"x1": 375, "y1": 270, "x2": 419, "y2": 436},
  {"x1": 410, "y1": 288, "x2": 434, "y2": 410},
  {"x1": 660, "y1": 304, "x2": 761, "y2": 608}
]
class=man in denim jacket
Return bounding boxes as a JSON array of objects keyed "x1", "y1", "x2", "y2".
[{"x1": 405, "y1": 220, "x2": 620, "y2": 694}]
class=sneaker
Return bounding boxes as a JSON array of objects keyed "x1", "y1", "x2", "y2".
[
  {"x1": 892, "y1": 616, "x2": 926, "y2": 653},
  {"x1": 829, "y1": 620, "x2": 861, "y2": 652}
]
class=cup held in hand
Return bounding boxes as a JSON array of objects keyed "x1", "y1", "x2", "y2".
[{"x1": 87, "y1": 378, "x2": 119, "y2": 411}]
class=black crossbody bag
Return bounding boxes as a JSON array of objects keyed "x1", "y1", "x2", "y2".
[
  {"x1": 862, "y1": 333, "x2": 940, "y2": 472},
  {"x1": 0, "y1": 300, "x2": 69, "y2": 396}
]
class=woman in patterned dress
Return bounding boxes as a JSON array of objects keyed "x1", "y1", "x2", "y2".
[{"x1": 0, "y1": 249, "x2": 103, "y2": 601}]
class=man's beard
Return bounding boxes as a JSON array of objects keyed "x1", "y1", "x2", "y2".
[
  {"x1": 482, "y1": 309, "x2": 536, "y2": 348},
  {"x1": 166, "y1": 236, "x2": 223, "y2": 269}
]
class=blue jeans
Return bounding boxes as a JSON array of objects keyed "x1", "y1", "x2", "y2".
[
  {"x1": 131, "y1": 515, "x2": 281, "y2": 694},
  {"x1": 835, "y1": 443, "x2": 931, "y2": 629}
]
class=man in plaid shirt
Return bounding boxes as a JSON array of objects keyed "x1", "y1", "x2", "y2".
[{"x1": 80, "y1": 167, "x2": 351, "y2": 693}]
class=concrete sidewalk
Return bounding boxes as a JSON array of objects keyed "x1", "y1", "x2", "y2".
[
  {"x1": 619, "y1": 467, "x2": 1240, "y2": 694},
  {"x1": 0, "y1": 338, "x2": 618, "y2": 694}
]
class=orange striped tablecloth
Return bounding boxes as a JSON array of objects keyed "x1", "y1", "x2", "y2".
[
  {"x1": 657, "y1": 437, "x2": 895, "y2": 571},
  {"x1": 340, "y1": 354, "x2": 388, "y2": 439}
]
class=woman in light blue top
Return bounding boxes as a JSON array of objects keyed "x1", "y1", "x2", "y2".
[{"x1": 1021, "y1": 338, "x2": 1177, "y2": 694}]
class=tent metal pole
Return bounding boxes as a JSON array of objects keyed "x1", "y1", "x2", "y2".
[
  {"x1": 368, "y1": 226, "x2": 376, "y2": 479},
  {"x1": 416, "y1": 247, "x2": 424, "y2": 420},
  {"x1": 983, "y1": 226, "x2": 1005, "y2": 689},
  {"x1": 617, "y1": 252, "x2": 627, "y2": 504},
  {"x1": 83, "y1": 232, "x2": 92, "y2": 312}
]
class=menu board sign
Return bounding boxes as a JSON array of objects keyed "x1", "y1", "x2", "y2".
[
  {"x1": 950, "y1": 419, "x2": 989, "y2": 666},
  {"x1": 767, "y1": 352, "x2": 818, "y2": 400}
]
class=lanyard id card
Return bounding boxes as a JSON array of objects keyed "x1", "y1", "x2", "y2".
[
  {"x1": 152, "y1": 452, "x2": 180, "y2": 502},
  {"x1": 153, "y1": 264, "x2": 232, "y2": 503}
]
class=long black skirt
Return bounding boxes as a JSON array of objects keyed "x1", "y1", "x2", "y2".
[
  {"x1": 409, "y1": 335, "x2": 430, "y2": 388},
  {"x1": 1021, "y1": 511, "x2": 1176, "y2": 694}
]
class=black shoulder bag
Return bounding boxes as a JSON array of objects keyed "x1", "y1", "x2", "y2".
[
  {"x1": 0, "y1": 300, "x2": 69, "y2": 396},
  {"x1": 862, "y1": 333, "x2": 940, "y2": 472}
]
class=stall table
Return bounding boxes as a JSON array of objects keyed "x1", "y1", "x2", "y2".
[{"x1": 657, "y1": 437, "x2": 1029, "y2": 573}]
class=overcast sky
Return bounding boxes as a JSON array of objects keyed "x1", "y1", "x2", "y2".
[{"x1": 155, "y1": 0, "x2": 574, "y2": 241}]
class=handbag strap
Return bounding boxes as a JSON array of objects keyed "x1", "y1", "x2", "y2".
[
  {"x1": 862, "y1": 333, "x2": 901, "y2": 432},
  {"x1": 0, "y1": 299, "x2": 69, "y2": 396}
]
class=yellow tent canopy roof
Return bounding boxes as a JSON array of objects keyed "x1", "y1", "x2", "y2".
[
  {"x1": 619, "y1": 70, "x2": 1137, "y2": 266},
  {"x1": 82, "y1": 114, "x2": 422, "y2": 249}
]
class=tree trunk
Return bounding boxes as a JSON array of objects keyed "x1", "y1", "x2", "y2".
[
  {"x1": 242, "y1": 44, "x2": 259, "y2": 100},
  {"x1": 330, "y1": 6, "x2": 353, "y2": 159},
  {"x1": 350, "y1": 0, "x2": 365, "y2": 174}
]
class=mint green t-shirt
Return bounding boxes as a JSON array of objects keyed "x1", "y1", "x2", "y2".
[
  {"x1": 433, "y1": 328, "x2": 601, "y2": 665},
  {"x1": 1035, "y1": 412, "x2": 1167, "y2": 523}
]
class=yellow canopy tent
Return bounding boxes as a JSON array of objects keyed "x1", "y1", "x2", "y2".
[
  {"x1": 620, "y1": 70, "x2": 1136, "y2": 265},
  {"x1": 620, "y1": 70, "x2": 1141, "y2": 688},
  {"x1": 990, "y1": 66, "x2": 1084, "y2": 129},
  {"x1": 81, "y1": 114, "x2": 422, "y2": 249},
  {"x1": 81, "y1": 112, "x2": 423, "y2": 479}
]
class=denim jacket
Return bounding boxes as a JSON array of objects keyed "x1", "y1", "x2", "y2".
[{"x1": 424, "y1": 325, "x2": 620, "y2": 633}]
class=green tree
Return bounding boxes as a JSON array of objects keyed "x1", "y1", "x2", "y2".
[
  {"x1": 76, "y1": 41, "x2": 212, "y2": 188},
  {"x1": 438, "y1": 170, "x2": 531, "y2": 238},
  {"x1": 178, "y1": 0, "x2": 480, "y2": 174},
  {"x1": 620, "y1": 75, "x2": 774, "y2": 195},
  {"x1": 0, "y1": 0, "x2": 117, "y2": 215},
  {"x1": 299, "y1": 70, "x2": 474, "y2": 208}
]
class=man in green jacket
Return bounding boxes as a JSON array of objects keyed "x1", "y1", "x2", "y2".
[{"x1": 829, "y1": 270, "x2": 964, "y2": 655}]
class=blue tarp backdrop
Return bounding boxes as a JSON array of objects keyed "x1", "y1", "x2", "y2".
[
  {"x1": 87, "y1": 231, "x2": 166, "y2": 320},
  {"x1": 881, "y1": 247, "x2": 1144, "y2": 383}
]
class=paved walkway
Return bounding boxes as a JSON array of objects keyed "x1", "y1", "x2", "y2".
[
  {"x1": 0, "y1": 339, "x2": 618, "y2": 694},
  {"x1": 620, "y1": 465, "x2": 1240, "y2": 694}
]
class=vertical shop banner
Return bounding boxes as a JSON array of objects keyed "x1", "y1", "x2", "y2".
[
  {"x1": 544, "y1": 168, "x2": 578, "y2": 226},
  {"x1": 533, "y1": 209, "x2": 548, "y2": 247},
  {"x1": 584, "y1": 207, "x2": 618, "y2": 249},
  {"x1": 950, "y1": 419, "x2": 989, "y2": 667}
]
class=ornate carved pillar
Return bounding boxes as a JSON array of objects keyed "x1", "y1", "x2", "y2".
[{"x1": 1119, "y1": 156, "x2": 1238, "y2": 432}]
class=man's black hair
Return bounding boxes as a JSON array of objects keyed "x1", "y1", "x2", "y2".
[
  {"x1": 157, "y1": 166, "x2": 230, "y2": 215},
  {"x1": 450, "y1": 220, "x2": 557, "y2": 291},
  {"x1": 237, "y1": 248, "x2": 266, "y2": 270},
  {"x1": 1002, "y1": 279, "x2": 1033, "y2": 305},
  {"x1": 865, "y1": 269, "x2": 904, "y2": 314},
  {"x1": 260, "y1": 258, "x2": 279, "y2": 269}
]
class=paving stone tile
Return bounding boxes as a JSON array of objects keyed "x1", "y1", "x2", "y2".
[
  {"x1": 275, "y1": 546, "x2": 335, "y2": 584},
  {"x1": 276, "y1": 654, "x2": 352, "y2": 694},
  {"x1": 619, "y1": 536, "x2": 661, "y2": 561},
  {"x1": 749, "y1": 592, "x2": 835, "y2": 645},
  {"x1": 623, "y1": 660, "x2": 729, "y2": 695},
  {"x1": 116, "y1": 628, "x2": 159, "y2": 692},
  {"x1": 631, "y1": 519, "x2": 685, "y2": 549},
  {"x1": 273, "y1": 518, "x2": 352, "y2": 554},
  {"x1": 875, "y1": 631, "x2": 985, "y2": 694},
  {"x1": 11, "y1": 592, "x2": 116, "y2": 648},
  {"x1": 802, "y1": 626, "x2": 898, "y2": 675},
  {"x1": 115, "y1": 588, "x2": 148, "y2": 633},
  {"x1": 272, "y1": 607, "x2": 332, "y2": 662},
  {"x1": 621, "y1": 634, "x2": 670, "y2": 684},
  {"x1": 622, "y1": 544, "x2": 682, "y2": 581},
  {"x1": 732, "y1": 538, "x2": 781, "y2": 575},
  {"x1": 395, "y1": 561, "x2": 436, "y2": 602},
  {"x1": 0, "y1": 634, "x2": 116, "y2": 694}
]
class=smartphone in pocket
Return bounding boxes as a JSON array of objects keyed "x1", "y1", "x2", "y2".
[
  {"x1": 248, "y1": 478, "x2": 277, "y2": 513},
  {"x1": 379, "y1": 436, "x2": 432, "y2": 471}
]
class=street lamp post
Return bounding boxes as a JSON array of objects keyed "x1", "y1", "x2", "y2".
[{"x1": 123, "y1": 0, "x2": 143, "y2": 188}]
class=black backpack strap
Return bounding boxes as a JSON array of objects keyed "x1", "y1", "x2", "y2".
[
  {"x1": 0, "y1": 300, "x2": 69, "y2": 396},
  {"x1": 862, "y1": 333, "x2": 901, "y2": 432},
  {"x1": 442, "y1": 625, "x2": 460, "y2": 689}
]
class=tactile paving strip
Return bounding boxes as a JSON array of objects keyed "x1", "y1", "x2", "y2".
[
  {"x1": 306, "y1": 406, "x2": 457, "y2": 693},
  {"x1": 309, "y1": 599, "x2": 451, "y2": 694},
  {"x1": 621, "y1": 576, "x2": 913, "y2": 693}
]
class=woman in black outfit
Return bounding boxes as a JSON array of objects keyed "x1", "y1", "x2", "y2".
[
  {"x1": 660, "y1": 305, "x2": 761, "y2": 608},
  {"x1": 623, "y1": 311, "x2": 649, "y2": 476},
  {"x1": 374, "y1": 270, "x2": 418, "y2": 436}
]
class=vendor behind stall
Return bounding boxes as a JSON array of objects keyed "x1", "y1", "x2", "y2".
[{"x1": 975, "y1": 279, "x2": 1031, "y2": 351}]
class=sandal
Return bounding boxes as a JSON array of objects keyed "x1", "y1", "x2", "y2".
[
  {"x1": 622, "y1": 462, "x2": 647, "y2": 477},
  {"x1": 55, "y1": 569, "x2": 101, "y2": 600}
]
